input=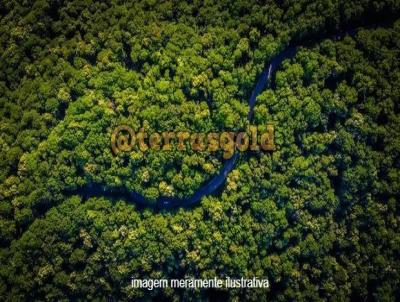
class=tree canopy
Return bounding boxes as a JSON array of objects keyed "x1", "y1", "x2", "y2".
[{"x1": 0, "y1": 0, "x2": 399, "y2": 300}]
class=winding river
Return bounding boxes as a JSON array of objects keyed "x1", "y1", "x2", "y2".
[
  {"x1": 80, "y1": 48, "x2": 287, "y2": 209},
  {"x1": 76, "y1": 21, "x2": 391, "y2": 209}
]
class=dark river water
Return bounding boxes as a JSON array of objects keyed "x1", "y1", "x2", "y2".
[{"x1": 74, "y1": 21, "x2": 390, "y2": 209}]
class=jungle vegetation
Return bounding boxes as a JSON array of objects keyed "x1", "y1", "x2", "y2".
[{"x1": 0, "y1": 0, "x2": 399, "y2": 300}]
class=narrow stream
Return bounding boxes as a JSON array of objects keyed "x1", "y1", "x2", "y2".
[{"x1": 73, "y1": 22, "x2": 391, "y2": 209}]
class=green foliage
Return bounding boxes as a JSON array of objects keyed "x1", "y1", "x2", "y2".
[{"x1": 0, "y1": 0, "x2": 399, "y2": 301}]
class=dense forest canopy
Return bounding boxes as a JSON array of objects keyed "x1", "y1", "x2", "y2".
[{"x1": 0, "y1": 0, "x2": 399, "y2": 300}]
